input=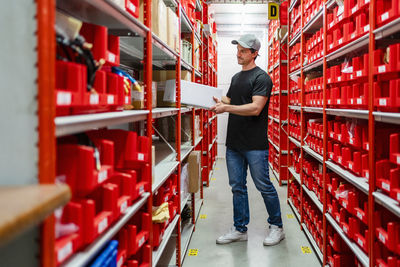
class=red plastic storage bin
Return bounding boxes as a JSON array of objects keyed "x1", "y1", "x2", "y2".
[{"x1": 126, "y1": 0, "x2": 140, "y2": 18}]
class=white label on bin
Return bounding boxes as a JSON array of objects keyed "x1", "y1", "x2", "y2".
[
  {"x1": 382, "y1": 182, "x2": 390, "y2": 191},
  {"x1": 90, "y1": 94, "x2": 99, "y2": 105},
  {"x1": 57, "y1": 92, "x2": 72, "y2": 105},
  {"x1": 120, "y1": 201, "x2": 128, "y2": 213},
  {"x1": 379, "y1": 99, "x2": 387, "y2": 106},
  {"x1": 357, "y1": 211, "x2": 363, "y2": 220},
  {"x1": 329, "y1": 22, "x2": 334, "y2": 28},
  {"x1": 338, "y1": 157, "x2": 342, "y2": 164},
  {"x1": 329, "y1": 44, "x2": 333, "y2": 49},
  {"x1": 164, "y1": 195, "x2": 169, "y2": 202},
  {"x1": 379, "y1": 232, "x2": 386, "y2": 243},
  {"x1": 364, "y1": 25, "x2": 370, "y2": 32},
  {"x1": 98, "y1": 217, "x2": 108, "y2": 234},
  {"x1": 357, "y1": 70, "x2": 362, "y2": 77},
  {"x1": 366, "y1": 143, "x2": 369, "y2": 150},
  {"x1": 349, "y1": 163, "x2": 353, "y2": 169},
  {"x1": 117, "y1": 256, "x2": 124, "y2": 267},
  {"x1": 350, "y1": 139, "x2": 354, "y2": 144},
  {"x1": 107, "y1": 95, "x2": 114, "y2": 104},
  {"x1": 138, "y1": 153, "x2": 144, "y2": 161},
  {"x1": 352, "y1": 6, "x2": 358, "y2": 14},
  {"x1": 139, "y1": 185, "x2": 145, "y2": 195},
  {"x1": 397, "y1": 192, "x2": 400, "y2": 201},
  {"x1": 343, "y1": 225, "x2": 348, "y2": 233},
  {"x1": 397, "y1": 156, "x2": 400, "y2": 164},
  {"x1": 357, "y1": 238, "x2": 364, "y2": 247},
  {"x1": 330, "y1": 239, "x2": 334, "y2": 247},
  {"x1": 381, "y1": 12, "x2": 389, "y2": 21},
  {"x1": 128, "y1": 2, "x2": 136, "y2": 12},
  {"x1": 125, "y1": 96, "x2": 129, "y2": 104},
  {"x1": 336, "y1": 215, "x2": 340, "y2": 221},
  {"x1": 343, "y1": 201, "x2": 347, "y2": 208},
  {"x1": 58, "y1": 242, "x2": 73, "y2": 263},
  {"x1": 139, "y1": 236, "x2": 145, "y2": 248},
  {"x1": 338, "y1": 76, "x2": 342, "y2": 81},
  {"x1": 351, "y1": 74, "x2": 354, "y2": 79},
  {"x1": 365, "y1": 172, "x2": 369, "y2": 178},
  {"x1": 337, "y1": 99, "x2": 341, "y2": 104},
  {"x1": 108, "y1": 53, "x2": 116, "y2": 63},
  {"x1": 338, "y1": 39, "x2": 343, "y2": 45},
  {"x1": 351, "y1": 33, "x2": 356, "y2": 39},
  {"x1": 351, "y1": 99, "x2": 354, "y2": 104},
  {"x1": 357, "y1": 98, "x2": 362, "y2": 104},
  {"x1": 329, "y1": 206, "x2": 332, "y2": 213},
  {"x1": 98, "y1": 170, "x2": 108, "y2": 183},
  {"x1": 379, "y1": 65, "x2": 386, "y2": 73}
]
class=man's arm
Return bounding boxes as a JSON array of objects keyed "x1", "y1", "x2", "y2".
[
  {"x1": 211, "y1": 95, "x2": 267, "y2": 116},
  {"x1": 221, "y1": 96, "x2": 231, "y2": 104}
]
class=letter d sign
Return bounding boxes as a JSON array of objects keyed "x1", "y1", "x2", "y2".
[{"x1": 268, "y1": 2, "x2": 279, "y2": 20}]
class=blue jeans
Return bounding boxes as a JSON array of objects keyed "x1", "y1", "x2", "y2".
[{"x1": 226, "y1": 148, "x2": 283, "y2": 232}]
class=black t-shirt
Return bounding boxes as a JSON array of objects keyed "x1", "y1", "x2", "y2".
[{"x1": 226, "y1": 66, "x2": 273, "y2": 150}]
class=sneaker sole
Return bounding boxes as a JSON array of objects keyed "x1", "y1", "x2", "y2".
[
  {"x1": 216, "y1": 237, "x2": 248, "y2": 245},
  {"x1": 263, "y1": 235, "x2": 285, "y2": 246}
]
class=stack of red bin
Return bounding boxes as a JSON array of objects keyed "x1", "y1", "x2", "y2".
[
  {"x1": 327, "y1": 118, "x2": 369, "y2": 179},
  {"x1": 305, "y1": 77, "x2": 323, "y2": 107},
  {"x1": 327, "y1": 0, "x2": 369, "y2": 53},
  {"x1": 55, "y1": 129, "x2": 151, "y2": 265},
  {"x1": 305, "y1": 119, "x2": 323, "y2": 155},
  {"x1": 326, "y1": 172, "x2": 369, "y2": 254},
  {"x1": 289, "y1": 177, "x2": 301, "y2": 211},
  {"x1": 289, "y1": 111, "x2": 301, "y2": 141},
  {"x1": 326, "y1": 53, "x2": 369, "y2": 109},
  {"x1": 290, "y1": 5, "x2": 302, "y2": 40},
  {"x1": 289, "y1": 42, "x2": 301, "y2": 72},
  {"x1": 305, "y1": 29, "x2": 324, "y2": 64},
  {"x1": 303, "y1": 194, "x2": 324, "y2": 251},
  {"x1": 303, "y1": 157, "x2": 323, "y2": 202},
  {"x1": 303, "y1": 0, "x2": 323, "y2": 26}
]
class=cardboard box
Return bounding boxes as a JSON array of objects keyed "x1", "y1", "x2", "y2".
[
  {"x1": 140, "y1": 0, "x2": 167, "y2": 43},
  {"x1": 167, "y1": 7, "x2": 180, "y2": 52},
  {"x1": 188, "y1": 151, "x2": 201, "y2": 193},
  {"x1": 153, "y1": 70, "x2": 191, "y2": 82},
  {"x1": 163, "y1": 80, "x2": 222, "y2": 108},
  {"x1": 157, "y1": 81, "x2": 176, "y2": 107},
  {"x1": 181, "y1": 114, "x2": 192, "y2": 142}
]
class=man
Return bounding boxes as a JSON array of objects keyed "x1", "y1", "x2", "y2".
[{"x1": 211, "y1": 34, "x2": 284, "y2": 246}]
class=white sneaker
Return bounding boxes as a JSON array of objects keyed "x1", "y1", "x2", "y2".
[
  {"x1": 216, "y1": 226, "x2": 248, "y2": 244},
  {"x1": 263, "y1": 225, "x2": 285, "y2": 246}
]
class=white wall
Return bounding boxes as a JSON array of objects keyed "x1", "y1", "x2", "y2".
[{"x1": 216, "y1": 31, "x2": 268, "y2": 158}]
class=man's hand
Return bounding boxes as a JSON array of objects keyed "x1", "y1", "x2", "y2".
[{"x1": 210, "y1": 96, "x2": 227, "y2": 114}]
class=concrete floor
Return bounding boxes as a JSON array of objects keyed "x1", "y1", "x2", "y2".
[{"x1": 182, "y1": 159, "x2": 321, "y2": 267}]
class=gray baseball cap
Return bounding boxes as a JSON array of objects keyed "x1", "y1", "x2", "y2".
[{"x1": 231, "y1": 34, "x2": 261, "y2": 51}]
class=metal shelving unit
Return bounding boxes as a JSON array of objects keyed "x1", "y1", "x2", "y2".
[
  {"x1": 152, "y1": 215, "x2": 180, "y2": 267},
  {"x1": 302, "y1": 145, "x2": 323, "y2": 163},
  {"x1": 302, "y1": 185, "x2": 323, "y2": 212},
  {"x1": 288, "y1": 167, "x2": 301, "y2": 184}
]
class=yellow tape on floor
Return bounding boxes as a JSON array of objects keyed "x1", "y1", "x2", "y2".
[
  {"x1": 188, "y1": 249, "x2": 198, "y2": 256},
  {"x1": 301, "y1": 246, "x2": 312, "y2": 254}
]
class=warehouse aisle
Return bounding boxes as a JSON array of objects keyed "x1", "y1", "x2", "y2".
[{"x1": 183, "y1": 159, "x2": 320, "y2": 267}]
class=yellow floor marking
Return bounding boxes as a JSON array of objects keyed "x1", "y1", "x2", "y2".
[
  {"x1": 188, "y1": 249, "x2": 198, "y2": 256},
  {"x1": 301, "y1": 246, "x2": 312, "y2": 254}
]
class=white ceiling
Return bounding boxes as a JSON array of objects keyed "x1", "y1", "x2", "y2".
[{"x1": 211, "y1": 4, "x2": 269, "y2": 36}]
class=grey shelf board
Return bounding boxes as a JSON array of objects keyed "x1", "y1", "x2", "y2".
[
  {"x1": 56, "y1": 0, "x2": 148, "y2": 37},
  {"x1": 289, "y1": 31, "x2": 301, "y2": 47},
  {"x1": 153, "y1": 160, "x2": 179, "y2": 193},
  {"x1": 373, "y1": 111, "x2": 400, "y2": 125},
  {"x1": 303, "y1": 57, "x2": 323, "y2": 72},
  {"x1": 208, "y1": 137, "x2": 217, "y2": 152},
  {"x1": 302, "y1": 107, "x2": 323, "y2": 114},
  {"x1": 268, "y1": 115, "x2": 279, "y2": 123},
  {"x1": 288, "y1": 167, "x2": 301, "y2": 184},
  {"x1": 374, "y1": 191, "x2": 400, "y2": 219},
  {"x1": 195, "y1": 0, "x2": 202, "y2": 11},
  {"x1": 289, "y1": 105, "x2": 301, "y2": 111},
  {"x1": 181, "y1": 143, "x2": 194, "y2": 161},
  {"x1": 181, "y1": 107, "x2": 193, "y2": 114},
  {"x1": 195, "y1": 69, "x2": 202, "y2": 77},
  {"x1": 289, "y1": 0, "x2": 299, "y2": 13},
  {"x1": 289, "y1": 68, "x2": 301, "y2": 77},
  {"x1": 303, "y1": 145, "x2": 324, "y2": 163},
  {"x1": 209, "y1": 115, "x2": 217, "y2": 123},
  {"x1": 180, "y1": 6, "x2": 193, "y2": 33},
  {"x1": 374, "y1": 17, "x2": 400, "y2": 40},
  {"x1": 180, "y1": 222, "x2": 195, "y2": 265},
  {"x1": 55, "y1": 110, "x2": 149, "y2": 137},
  {"x1": 152, "y1": 215, "x2": 180, "y2": 267},
  {"x1": 326, "y1": 33, "x2": 369, "y2": 62},
  {"x1": 303, "y1": 7, "x2": 324, "y2": 33},
  {"x1": 152, "y1": 33, "x2": 180, "y2": 59},
  {"x1": 326, "y1": 0, "x2": 336, "y2": 9},
  {"x1": 181, "y1": 194, "x2": 191, "y2": 213},
  {"x1": 301, "y1": 223, "x2": 323, "y2": 263},
  {"x1": 62, "y1": 193, "x2": 150, "y2": 267},
  {"x1": 194, "y1": 136, "x2": 203, "y2": 147},
  {"x1": 326, "y1": 213, "x2": 369, "y2": 267},
  {"x1": 289, "y1": 136, "x2": 301, "y2": 148},
  {"x1": 326, "y1": 108, "x2": 369, "y2": 119},
  {"x1": 181, "y1": 58, "x2": 194, "y2": 71},
  {"x1": 268, "y1": 138, "x2": 280, "y2": 152},
  {"x1": 326, "y1": 160, "x2": 369, "y2": 194},
  {"x1": 302, "y1": 185, "x2": 323, "y2": 212},
  {"x1": 288, "y1": 198, "x2": 301, "y2": 222},
  {"x1": 152, "y1": 108, "x2": 179, "y2": 119}
]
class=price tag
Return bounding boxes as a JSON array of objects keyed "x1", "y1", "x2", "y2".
[
  {"x1": 120, "y1": 201, "x2": 128, "y2": 213},
  {"x1": 57, "y1": 92, "x2": 72, "y2": 105},
  {"x1": 58, "y1": 242, "x2": 73, "y2": 263},
  {"x1": 107, "y1": 95, "x2": 114, "y2": 104},
  {"x1": 381, "y1": 12, "x2": 389, "y2": 22},
  {"x1": 378, "y1": 65, "x2": 386, "y2": 73},
  {"x1": 379, "y1": 99, "x2": 387, "y2": 106},
  {"x1": 98, "y1": 170, "x2": 108, "y2": 183},
  {"x1": 98, "y1": 217, "x2": 108, "y2": 234},
  {"x1": 90, "y1": 94, "x2": 99, "y2": 105}
]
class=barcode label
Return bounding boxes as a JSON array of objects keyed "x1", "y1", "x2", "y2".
[
  {"x1": 338, "y1": 76, "x2": 341, "y2": 81},
  {"x1": 379, "y1": 98, "x2": 387, "y2": 106},
  {"x1": 382, "y1": 182, "x2": 390, "y2": 191},
  {"x1": 397, "y1": 156, "x2": 400, "y2": 164},
  {"x1": 378, "y1": 65, "x2": 386, "y2": 73},
  {"x1": 357, "y1": 70, "x2": 362, "y2": 77},
  {"x1": 57, "y1": 92, "x2": 72, "y2": 105},
  {"x1": 357, "y1": 98, "x2": 362, "y2": 104},
  {"x1": 98, "y1": 217, "x2": 108, "y2": 234},
  {"x1": 349, "y1": 163, "x2": 353, "y2": 169},
  {"x1": 343, "y1": 225, "x2": 348, "y2": 233},
  {"x1": 58, "y1": 242, "x2": 73, "y2": 263},
  {"x1": 90, "y1": 94, "x2": 99, "y2": 105},
  {"x1": 366, "y1": 143, "x2": 369, "y2": 150},
  {"x1": 350, "y1": 74, "x2": 353, "y2": 79},
  {"x1": 107, "y1": 95, "x2": 114, "y2": 104},
  {"x1": 358, "y1": 238, "x2": 363, "y2": 247},
  {"x1": 98, "y1": 170, "x2": 108, "y2": 183},
  {"x1": 108, "y1": 53, "x2": 116, "y2": 63},
  {"x1": 120, "y1": 201, "x2": 128, "y2": 213},
  {"x1": 379, "y1": 232, "x2": 386, "y2": 243},
  {"x1": 338, "y1": 15, "x2": 343, "y2": 21},
  {"x1": 351, "y1": 33, "x2": 356, "y2": 39},
  {"x1": 381, "y1": 12, "x2": 389, "y2": 21},
  {"x1": 139, "y1": 185, "x2": 145, "y2": 195},
  {"x1": 338, "y1": 39, "x2": 343, "y2": 45},
  {"x1": 329, "y1": 44, "x2": 333, "y2": 49},
  {"x1": 351, "y1": 99, "x2": 354, "y2": 104},
  {"x1": 357, "y1": 211, "x2": 363, "y2": 220}
]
